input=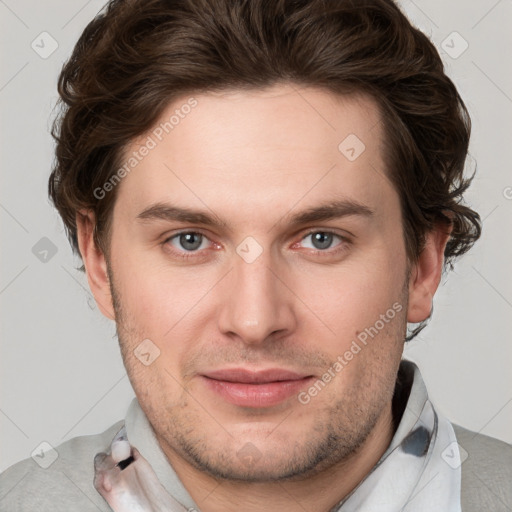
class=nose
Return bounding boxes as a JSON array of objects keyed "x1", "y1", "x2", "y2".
[{"x1": 217, "y1": 248, "x2": 297, "y2": 346}]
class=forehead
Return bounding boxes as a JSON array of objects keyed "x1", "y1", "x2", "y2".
[{"x1": 114, "y1": 84, "x2": 394, "y2": 224}]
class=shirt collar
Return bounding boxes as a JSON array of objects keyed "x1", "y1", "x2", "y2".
[
  {"x1": 383, "y1": 359, "x2": 428, "y2": 458},
  {"x1": 124, "y1": 397, "x2": 200, "y2": 510}
]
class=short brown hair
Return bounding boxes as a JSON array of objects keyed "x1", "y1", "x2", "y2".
[{"x1": 49, "y1": 0, "x2": 481, "y2": 270}]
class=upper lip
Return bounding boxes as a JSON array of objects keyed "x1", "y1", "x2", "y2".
[{"x1": 202, "y1": 368, "x2": 312, "y2": 383}]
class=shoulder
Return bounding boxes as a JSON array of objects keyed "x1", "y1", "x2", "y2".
[
  {"x1": 453, "y1": 423, "x2": 512, "y2": 512},
  {"x1": 0, "y1": 420, "x2": 123, "y2": 512}
]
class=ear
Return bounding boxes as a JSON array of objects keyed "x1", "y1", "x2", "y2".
[
  {"x1": 407, "y1": 222, "x2": 452, "y2": 323},
  {"x1": 76, "y1": 210, "x2": 115, "y2": 320}
]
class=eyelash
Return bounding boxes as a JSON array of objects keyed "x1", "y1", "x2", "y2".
[{"x1": 162, "y1": 229, "x2": 351, "y2": 261}]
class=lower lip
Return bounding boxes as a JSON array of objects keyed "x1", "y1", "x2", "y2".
[{"x1": 201, "y1": 376, "x2": 314, "y2": 408}]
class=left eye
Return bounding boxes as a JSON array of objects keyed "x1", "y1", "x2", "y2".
[
  {"x1": 167, "y1": 232, "x2": 210, "y2": 252},
  {"x1": 300, "y1": 231, "x2": 344, "y2": 251}
]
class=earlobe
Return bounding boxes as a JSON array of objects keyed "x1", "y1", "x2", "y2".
[
  {"x1": 76, "y1": 210, "x2": 115, "y2": 320},
  {"x1": 407, "y1": 223, "x2": 452, "y2": 324}
]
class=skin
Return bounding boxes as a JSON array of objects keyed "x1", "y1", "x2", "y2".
[{"x1": 78, "y1": 83, "x2": 450, "y2": 512}]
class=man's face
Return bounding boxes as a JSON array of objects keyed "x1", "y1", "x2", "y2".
[{"x1": 106, "y1": 84, "x2": 409, "y2": 481}]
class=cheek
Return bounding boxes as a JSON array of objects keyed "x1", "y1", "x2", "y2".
[
  {"x1": 309, "y1": 266, "x2": 406, "y2": 397},
  {"x1": 300, "y1": 248, "x2": 406, "y2": 335},
  {"x1": 112, "y1": 249, "x2": 211, "y2": 337}
]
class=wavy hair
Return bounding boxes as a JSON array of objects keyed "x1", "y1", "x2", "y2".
[{"x1": 48, "y1": 0, "x2": 482, "y2": 338}]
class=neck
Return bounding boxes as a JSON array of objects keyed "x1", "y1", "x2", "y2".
[{"x1": 160, "y1": 402, "x2": 395, "y2": 512}]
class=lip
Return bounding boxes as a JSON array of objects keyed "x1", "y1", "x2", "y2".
[
  {"x1": 200, "y1": 368, "x2": 314, "y2": 408},
  {"x1": 203, "y1": 368, "x2": 310, "y2": 383}
]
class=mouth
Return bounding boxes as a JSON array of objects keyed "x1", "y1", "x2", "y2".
[{"x1": 200, "y1": 368, "x2": 315, "y2": 408}]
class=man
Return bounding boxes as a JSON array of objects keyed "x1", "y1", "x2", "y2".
[{"x1": 1, "y1": 0, "x2": 510, "y2": 511}]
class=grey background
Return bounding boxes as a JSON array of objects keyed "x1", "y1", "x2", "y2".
[{"x1": 1, "y1": 0, "x2": 511, "y2": 473}]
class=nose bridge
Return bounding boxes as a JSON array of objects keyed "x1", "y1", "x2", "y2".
[{"x1": 217, "y1": 244, "x2": 294, "y2": 344}]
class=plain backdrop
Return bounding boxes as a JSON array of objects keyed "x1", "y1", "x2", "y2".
[{"x1": 1, "y1": 0, "x2": 511, "y2": 473}]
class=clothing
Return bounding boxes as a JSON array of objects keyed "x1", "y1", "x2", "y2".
[
  {"x1": 1, "y1": 360, "x2": 511, "y2": 511},
  {"x1": 330, "y1": 366, "x2": 461, "y2": 511}
]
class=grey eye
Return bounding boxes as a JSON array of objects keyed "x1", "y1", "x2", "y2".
[
  {"x1": 302, "y1": 232, "x2": 340, "y2": 250},
  {"x1": 171, "y1": 232, "x2": 206, "y2": 252}
]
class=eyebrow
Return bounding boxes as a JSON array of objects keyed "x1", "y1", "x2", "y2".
[{"x1": 136, "y1": 199, "x2": 374, "y2": 231}]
